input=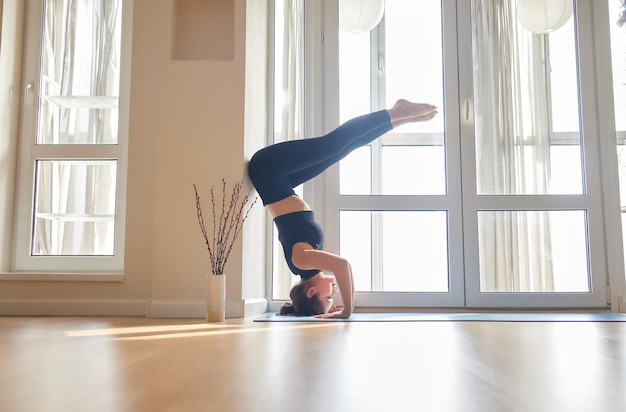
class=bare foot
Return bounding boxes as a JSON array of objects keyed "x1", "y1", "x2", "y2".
[{"x1": 388, "y1": 99, "x2": 438, "y2": 128}]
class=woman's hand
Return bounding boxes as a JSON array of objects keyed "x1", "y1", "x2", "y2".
[{"x1": 315, "y1": 307, "x2": 352, "y2": 319}]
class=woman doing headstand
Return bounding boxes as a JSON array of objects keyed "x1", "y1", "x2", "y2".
[{"x1": 248, "y1": 99, "x2": 438, "y2": 319}]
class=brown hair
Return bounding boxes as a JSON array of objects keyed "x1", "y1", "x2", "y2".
[{"x1": 279, "y1": 280, "x2": 328, "y2": 316}]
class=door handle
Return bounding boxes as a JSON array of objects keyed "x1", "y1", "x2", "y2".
[
  {"x1": 464, "y1": 97, "x2": 471, "y2": 121},
  {"x1": 25, "y1": 82, "x2": 34, "y2": 105}
]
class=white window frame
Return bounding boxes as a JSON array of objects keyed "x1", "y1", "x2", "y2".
[
  {"x1": 321, "y1": 0, "x2": 465, "y2": 308},
  {"x1": 266, "y1": 0, "x2": 625, "y2": 311},
  {"x1": 9, "y1": 0, "x2": 133, "y2": 279},
  {"x1": 304, "y1": 0, "x2": 623, "y2": 309}
]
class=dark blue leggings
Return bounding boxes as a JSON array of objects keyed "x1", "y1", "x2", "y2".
[{"x1": 248, "y1": 110, "x2": 392, "y2": 205}]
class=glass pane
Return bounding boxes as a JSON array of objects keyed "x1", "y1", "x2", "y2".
[
  {"x1": 477, "y1": 210, "x2": 589, "y2": 293},
  {"x1": 609, "y1": 1, "x2": 626, "y2": 134},
  {"x1": 609, "y1": 0, "x2": 626, "y2": 279},
  {"x1": 549, "y1": 145, "x2": 584, "y2": 194},
  {"x1": 338, "y1": 24, "x2": 371, "y2": 123},
  {"x1": 32, "y1": 160, "x2": 117, "y2": 255},
  {"x1": 548, "y1": 17, "x2": 580, "y2": 134},
  {"x1": 338, "y1": 0, "x2": 445, "y2": 195},
  {"x1": 341, "y1": 211, "x2": 449, "y2": 292},
  {"x1": 271, "y1": 0, "x2": 305, "y2": 299},
  {"x1": 610, "y1": 0, "x2": 626, "y2": 278},
  {"x1": 37, "y1": 0, "x2": 122, "y2": 144},
  {"x1": 273, "y1": 0, "x2": 287, "y2": 142},
  {"x1": 382, "y1": 146, "x2": 446, "y2": 195},
  {"x1": 340, "y1": 146, "x2": 371, "y2": 194},
  {"x1": 472, "y1": 1, "x2": 583, "y2": 195},
  {"x1": 272, "y1": 225, "x2": 298, "y2": 300},
  {"x1": 383, "y1": 0, "x2": 444, "y2": 133},
  {"x1": 340, "y1": 212, "x2": 372, "y2": 291}
]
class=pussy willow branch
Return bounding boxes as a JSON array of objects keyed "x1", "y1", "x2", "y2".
[
  {"x1": 194, "y1": 177, "x2": 257, "y2": 275},
  {"x1": 194, "y1": 184, "x2": 217, "y2": 274}
]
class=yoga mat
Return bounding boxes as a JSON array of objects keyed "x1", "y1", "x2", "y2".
[{"x1": 254, "y1": 312, "x2": 626, "y2": 322}]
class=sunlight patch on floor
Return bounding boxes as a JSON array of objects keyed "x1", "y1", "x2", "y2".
[{"x1": 65, "y1": 322, "x2": 340, "y2": 340}]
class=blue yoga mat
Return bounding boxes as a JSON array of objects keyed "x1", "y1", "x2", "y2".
[{"x1": 254, "y1": 312, "x2": 626, "y2": 322}]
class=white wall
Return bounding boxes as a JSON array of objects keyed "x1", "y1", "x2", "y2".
[{"x1": 0, "y1": 0, "x2": 268, "y2": 318}]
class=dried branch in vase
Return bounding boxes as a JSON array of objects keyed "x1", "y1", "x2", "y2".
[{"x1": 194, "y1": 177, "x2": 257, "y2": 275}]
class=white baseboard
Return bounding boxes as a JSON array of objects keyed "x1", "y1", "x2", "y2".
[
  {"x1": 0, "y1": 299, "x2": 148, "y2": 316},
  {"x1": 0, "y1": 297, "x2": 268, "y2": 318},
  {"x1": 149, "y1": 298, "x2": 268, "y2": 319}
]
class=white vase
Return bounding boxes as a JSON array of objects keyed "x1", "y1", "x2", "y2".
[{"x1": 206, "y1": 274, "x2": 226, "y2": 322}]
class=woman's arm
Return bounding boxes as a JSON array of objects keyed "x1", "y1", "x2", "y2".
[
  {"x1": 291, "y1": 246, "x2": 354, "y2": 319},
  {"x1": 318, "y1": 268, "x2": 353, "y2": 319}
]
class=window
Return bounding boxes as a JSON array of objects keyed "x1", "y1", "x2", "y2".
[
  {"x1": 336, "y1": 0, "x2": 452, "y2": 299},
  {"x1": 610, "y1": 0, "x2": 626, "y2": 284},
  {"x1": 270, "y1": 0, "x2": 306, "y2": 299},
  {"x1": 270, "y1": 0, "x2": 620, "y2": 309},
  {"x1": 14, "y1": 0, "x2": 129, "y2": 273}
]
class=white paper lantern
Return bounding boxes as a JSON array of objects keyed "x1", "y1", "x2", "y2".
[
  {"x1": 516, "y1": 0, "x2": 573, "y2": 34},
  {"x1": 339, "y1": 0, "x2": 385, "y2": 34}
]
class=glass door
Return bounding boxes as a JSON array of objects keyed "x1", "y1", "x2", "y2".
[
  {"x1": 458, "y1": 0, "x2": 609, "y2": 307},
  {"x1": 15, "y1": 0, "x2": 126, "y2": 272},
  {"x1": 320, "y1": 0, "x2": 611, "y2": 309},
  {"x1": 325, "y1": 0, "x2": 465, "y2": 307}
]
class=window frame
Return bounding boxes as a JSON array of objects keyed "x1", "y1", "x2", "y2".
[
  {"x1": 9, "y1": 0, "x2": 132, "y2": 278},
  {"x1": 266, "y1": 0, "x2": 625, "y2": 311},
  {"x1": 458, "y1": 0, "x2": 611, "y2": 308},
  {"x1": 324, "y1": 0, "x2": 467, "y2": 307}
]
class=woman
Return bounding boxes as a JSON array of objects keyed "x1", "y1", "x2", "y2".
[{"x1": 248, "y1": 99, "x2": 438, "y2": 318}]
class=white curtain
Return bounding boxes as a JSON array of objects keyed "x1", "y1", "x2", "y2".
[
  {"x1": 472, "y1": 0, "x2": 555, "y2": 292},
  {"x1": 34, "y1": 0, "x2": 121, "y2": 255},
  {"x1": 275, "y1": 0, "x2": 306, "y2": 296},
  {"x1": 278, "y1": 0, "x2": 304, "y2": 143}
]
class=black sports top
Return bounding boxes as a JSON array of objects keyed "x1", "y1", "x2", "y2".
[{"x1": 273, "y1": 210, "x2": 324, "y2": 279}]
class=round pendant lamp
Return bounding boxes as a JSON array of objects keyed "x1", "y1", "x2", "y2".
[
  {"x1": 516, "y1": 0, "x2": 573, "y2": 34},
  {"x1": 339, "y1": 0, "x2": 385, "y2": 34}
]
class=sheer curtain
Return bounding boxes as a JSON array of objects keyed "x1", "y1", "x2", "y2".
[
  {"x1": 274, "y1": 0, "x2": 305, "y2": 297},
  {"x1": 34, "y1": 0, "x2": 120, "y2": 255},
  {"x1": 278, "y1": 0, "x2": 304, "y2": 144},
  {"x1": 472, "y1": 0, "x2": 555, "y2": 292}
]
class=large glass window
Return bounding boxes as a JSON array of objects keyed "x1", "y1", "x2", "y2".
[
  {"x1": 14, "y1": 0, "x2": 127, "y2": 271},
  {"x1": 340, "y1": 211, "x2": 449, "y2": 292},
  {"x1": 469, "y1": 1, "x2": 595, "y2": 298},
  {"x1": 271, "y1": 0, "x2": 306, "y2": 299},
  {"x1": 477, "y1": 210, "x2": 589, "y2": 293},
  {"x1": 610, "y1": 0, "x2": 626, "y2": 268},
  {"x1": 270, "y1": 0, "x2": 617, "y2": 309},
  {"x1": 335, "y1": 0, "x2": 452, "y2": 301},
  {"x1": 473, "y1": 6, "x2": 582, "y2": 196},
  {"x1": 338, "y1": 0, "x2": 445, "y2": 197}
]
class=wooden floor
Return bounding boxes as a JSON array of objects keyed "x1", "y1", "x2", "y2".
[{"x1": 1, "y1": 316, "x2": 625, "y2": 412}]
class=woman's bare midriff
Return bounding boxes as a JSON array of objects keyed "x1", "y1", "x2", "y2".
[{"x1": 266, "y1": 195, "x2": 312, "y2": 218}]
